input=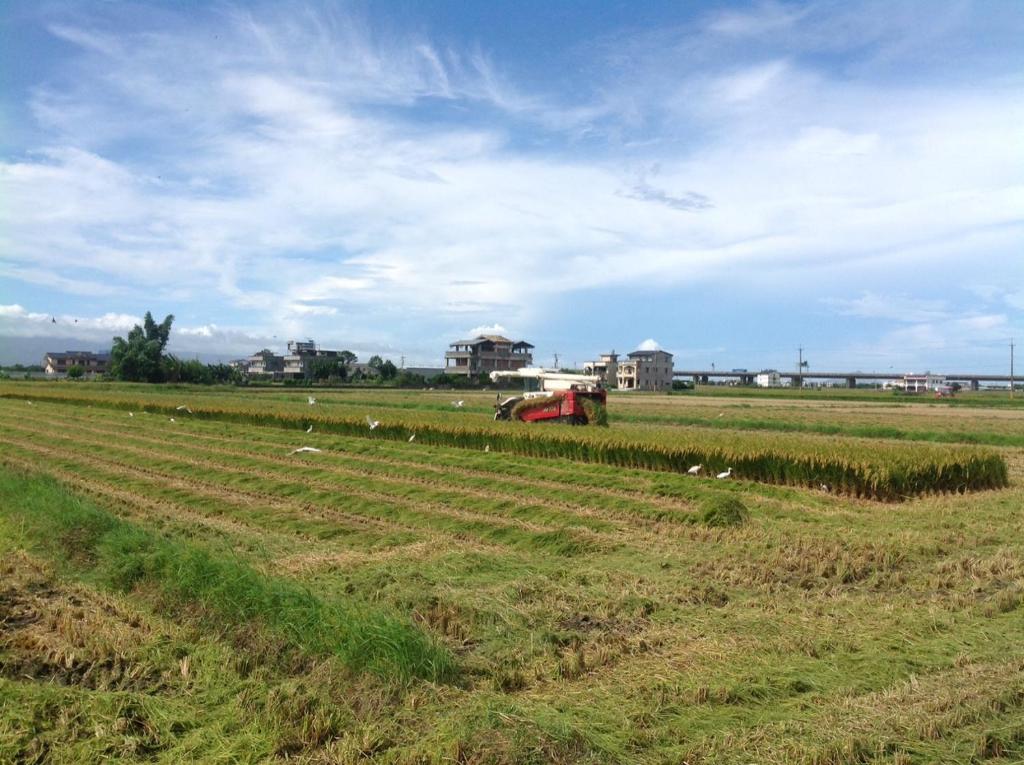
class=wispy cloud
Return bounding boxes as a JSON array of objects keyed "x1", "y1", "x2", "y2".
[{"x1": 2, "y1": 1, "x2": 1021, "y2": 366}]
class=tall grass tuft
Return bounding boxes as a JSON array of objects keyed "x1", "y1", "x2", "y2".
[{"x1": 698, "y1": 495, "x2": 749, "y2": 527}]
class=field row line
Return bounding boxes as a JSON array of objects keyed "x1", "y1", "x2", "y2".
[
  {"x1": 0, "y1": 433, "x2": 430, "y2": 545},
  {"x1": 6, "y1": 400, "x2": 705, "y2": 511},
  {"x1": 2, "y1": 417, "x2": 598, "y2": 537},
  {"x1": 0, "y1": 452, "x2": 279, "y2": 547},
  {"x1": 0, "y1": 426, "x2": 609, "y2": 556},
  {"x1": 7, "y1": 408, "x2": 691, "y2": 528}
]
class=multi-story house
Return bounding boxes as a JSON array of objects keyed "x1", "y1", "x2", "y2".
[
  {"x1": 246, "y1": 349, "x2": 285, "y2": 377},
  {"x1": 43, "y1": 351, "x2": 111, "y2": 376},
  {"x1": 583, "y1": 352, "x2": 619, "y2": 388},
  {"x1": 444, "y1": 335, "x2": 534, "y2": 377},
  {"x1": 617, "y1": 348, "x2": 674, "y2": 391}
]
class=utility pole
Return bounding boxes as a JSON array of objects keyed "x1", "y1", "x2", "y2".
[
  {"x1": 400, "y1": 355, "x2": 405, "y2": 369},
  {"x1": 797, "y1": 346, "x2": 804, "y2": 390},
  {"x1": 1011, "y1": 338, "x2": 1015, "y2": 399},
  {"x1": 553, "y1": 352, "x2": 560, "y2": 369}
]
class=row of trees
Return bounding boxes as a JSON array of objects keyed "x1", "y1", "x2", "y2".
[{"x1": 108, "y1": 312, "x2": 238, "y2": 384}]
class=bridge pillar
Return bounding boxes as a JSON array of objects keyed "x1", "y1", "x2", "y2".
[
  {"x1": 792, "y1": 375, "x2": 802, "y2": 389},
  {"x1": 742, "y1": 375, "x2": 754, "y2": 385},
  {"x1": 700, "y1": 375, "x2": 709, "y2": 384},
  {"x1": 970, "y1": 379, "x2": 980, "y2": 391},
  {"x1": 846, "y1": 376, "x2": 857, "y2": 388}
]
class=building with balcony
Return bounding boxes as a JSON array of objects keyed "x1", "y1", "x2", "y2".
[
  {"x1": 444, "y1": 335, "x2": 533, "y2": 377},
  {"x1": 617, "y1": 348, "x2": 673, "y2": 391},
  {"x1": 43, "y1": 351, "x2": 110, "y2": 376},
  {"x1": 583, "y1": 352, "x2": 619, "y2": 388},
  {"x1": 902, "y1": 372, "x2": 946, "y2": 393},
  {"x1": 246, "y1": 349, "x2": 285, "y2": 377},
  {"x1": 280, "y1": 339, "x2": 358, "y2": 379}
]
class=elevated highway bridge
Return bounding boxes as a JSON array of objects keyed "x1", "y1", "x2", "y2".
[{"x1": 673, "y1": 370, "x2": 1012, "y2": 391}]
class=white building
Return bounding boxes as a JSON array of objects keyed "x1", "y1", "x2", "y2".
[
  {"x1": 583, "y1": 352, "x2": 619, "y2": 388},
  {"x1": 902, "y1": 373, "x2": 946, "y2": 393},
  {"x1": 754, "y1": 370, "x2": 782, "y2": 388},
  {"x1": 617, "y1": 349, "x2": 674, "y2": 391}
]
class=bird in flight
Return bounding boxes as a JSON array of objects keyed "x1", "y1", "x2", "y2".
[
  {"x1": 452, "y1": 400, "x2": 464, "y2": 408},
  {"x1": 687, "y1": 464, "x2": 702, "y2": 476},
  {"x1": 408, "y1": 434, "x2": 416, "y2": 442},
  {"x1": 176, "y1": 405, "x2": 192, "y2": 414},
  {"x1": 308, "y1": 396, "x2": 317, "y2": 405},
  {"x1": 289, "y1": 446, "x2": 322, "y2": 455},
  {"x1": 366, "y1": 416, "x2": 380, "y2": 430}
]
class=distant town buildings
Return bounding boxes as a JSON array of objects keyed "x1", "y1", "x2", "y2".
[
  {"x1": 617, "y1": 348, "x2": 674, "y2": 391},
  {"x1": 44, "y1": 351, "x2": 110, "y2": 376},
  {"x1": 444, "y1": 335, "x2": 533, "y2": 377},
  {"x1": 583, "y1": 352, "x2": 619, "y2": 387}
]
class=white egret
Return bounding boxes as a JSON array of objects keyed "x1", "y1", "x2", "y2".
[
  {"x1": 176, "y1": 405, "x2": 193, "y2": 414},
  {"x1": 289, "y1": 447, "x2": 322, "y2": 455},
  {"x1": 716, "y1": 467, "x2": 733, "y2": 479},
  {"x1": 308, "y1": 396, "x2": 317, "y2": 405},
  {"x1": 687, "y1": 464, "x2": 702, "y2": 476},
  {"x1": 408, "y1": 434, "x2": 416, "y2": 442},
  {"x1": 306, "y1": 425, "x2": 313, "y2": 433},
  {"x1": 366, "y1": 416, "x2": 380, "y2": 430}
]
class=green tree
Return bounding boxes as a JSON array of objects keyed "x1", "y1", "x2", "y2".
[
  {"x1": 309, "y1": 357, "x2": 340, "y2": 381},
  {"x1": 379, "y1": 359, "x2": 398, "y2": 380},
  {"x1": 66, "y1": 364, "x2": 84, "y2": 379},
  {"x1": 368, "y1": 355, "x2": 384, "y2": 369},
  {"x1": 109, "y1": 312, "x2": 175, "y2": 382},
  {"x1": 339, "y1": 350, "x2": 357, "y2": 366}
]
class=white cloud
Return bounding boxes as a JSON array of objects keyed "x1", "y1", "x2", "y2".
[
  {"x1": 3, "y1": 3, "x2": 1022, "y2": 363},
  {"x1": 714, "y1": 59, "x2": 789, "y2": 103},
  {"x1": 637, "y1": 338, "x2": 661, "y2": 351},
  {"x1": 466, "y1": 323, "x2": 509, "y2": 337},
  {"x1": 823, "y1": 292, "x2": 949, "y2": 323}
]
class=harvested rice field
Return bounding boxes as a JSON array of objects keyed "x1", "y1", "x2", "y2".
[{"x1": 1, "y1": 383, "x2": 1023, "y2": 764}]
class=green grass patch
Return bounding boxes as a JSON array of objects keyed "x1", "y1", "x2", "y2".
[
  {"x1": 698, "y1": 495, "x2": 750, "y2": 528},
  {"x1": 0, "y1": 466, "x2": 456, "y2": 684}
]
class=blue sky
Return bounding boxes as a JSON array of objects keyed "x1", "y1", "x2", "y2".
[{"x1": 1, "y1": 0, "x2": 1022, "y2": 371}]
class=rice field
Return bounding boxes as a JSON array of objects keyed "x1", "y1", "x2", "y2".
[{"x1": 1, "y1": 383, "x2": 1023, "y2": 763}]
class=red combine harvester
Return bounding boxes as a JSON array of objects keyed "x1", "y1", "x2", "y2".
[{"x1": 489, "y1": 368, "x2": 607, "y2": 425}]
